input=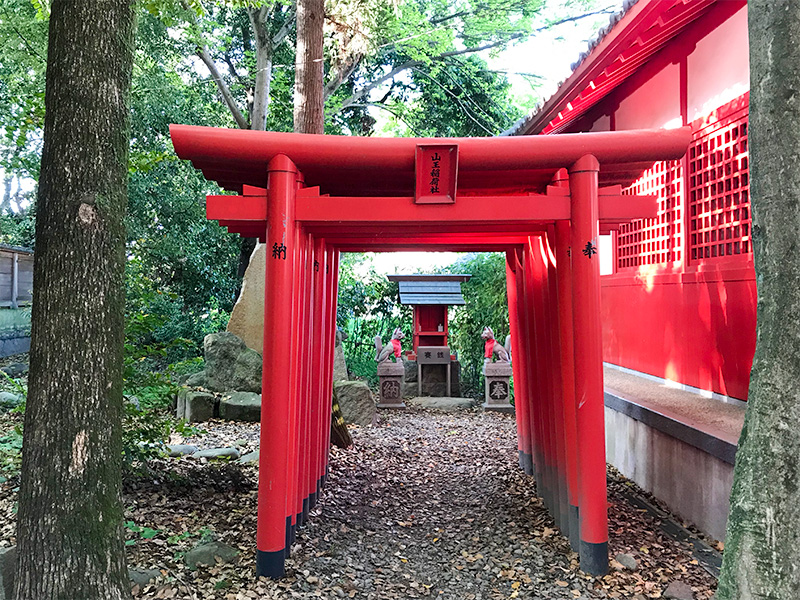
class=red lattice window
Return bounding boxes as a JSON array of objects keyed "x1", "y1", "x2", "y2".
[
  {"x1": 616, "y1": 160, "x2": 683, "y2": 270},
  {"x1": 688, "y1": 113, "x2": 751, "y2": 263}
]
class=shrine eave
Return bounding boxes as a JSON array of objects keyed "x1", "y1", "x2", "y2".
[{"x1": 169, "y1": 125, "x2": 691, "y2": 197}]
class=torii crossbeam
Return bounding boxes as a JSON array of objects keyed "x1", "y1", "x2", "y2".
[{"x1": 171, "y1": 124, "x2": 691, "y2": 579}]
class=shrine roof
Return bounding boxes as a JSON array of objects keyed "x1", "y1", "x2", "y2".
[
  {"x1": 387, "y1": 274, "x2": 472, "y2": 306},
  {"x1": 504, "y1": 0, "x2": 728, "y2": 136},
  {"x1": 170, "y1": 125, "x2": 691, "y2": 197},
  {"x1": 0, "y1": 244, "x2": 33, "y2": 255}
]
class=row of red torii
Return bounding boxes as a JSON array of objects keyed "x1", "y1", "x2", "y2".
[{"x1": 170, "y1": 124, "x2": 691, "y2": 578}]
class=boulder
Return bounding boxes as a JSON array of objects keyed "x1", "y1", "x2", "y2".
[
  {"x1": 614, "y1": 553, "x2": 638, "y2": 571},
  {"x1": 226, "y1": 244, "x2": 267, "y2": 353},
  {"x1": 402, "y1": 382, "x2": 418, "y2": 399},
  {"x1": 0, "y1": 546, "x2": 15, "y2": 600},
  {"x1": 332, "y1": 330, "x2": 348, "y2": 381},
  {"x1": 219, "y1": 392, "x2": 261, "y2": 422},
  {"x1": 184, "y1": 391, "x2": 216, "y2": 423},
  {"x1": 333, "y1": 381, "x2": 376, "y2": 426},
  {"x1": 128, "y1": 567, "x2": 161, "y2": 586},
  {"x1": 184, "y1": 541, "x2": 239, "y2": 570},
  {"x1": 238, "y1": 450, "x2": 259, "y2": 464},
  {"x1": 185, "y1": 370, "x2": 207, "y2": 388},
  {"x1": 167, "y1": 444, "x2": 198, "y2": 457},
  {"x1": 403, "y1": 358, "x2": 417, "y2": 382},
  {"x1": 0, "y1": 363, "x2": 27, "y2": 378},
  {"x1": 664, "y1": 580, "x2": 694, "y2": 600},
  {"x1": 0, "y1": 392, "x2": 22, "y2": 409},
  {"x1": 192, "y1": 447, "x2": 241, "y2": 460},
  {"x1": 203, "y1": 332, "x2": 262, "y2": 393}
]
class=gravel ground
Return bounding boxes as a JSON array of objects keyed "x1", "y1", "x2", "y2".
[{"x1": 0, "y1": 406, "x2": 718, "y2": 599}]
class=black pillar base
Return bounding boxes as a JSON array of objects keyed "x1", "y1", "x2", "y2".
[
  {"x1": 559, "y1": 507, "x2": 570, "y2": 539},
  {"x1": 256, "y1": 549, "x2": 286, "y2": 579},
  {"x1": 520, "y1": 452, "x2": 534, "y2": 476},
  {"x1": 309, "y1": 490, "x2": 318, "y2": 510},
  {"x1": 302, "y1": 497, "x2": 310, "y2": 522},
  {"x1": 579, "y1": 540, "x2": 608, "y2": 576},
  {"x1": 568, "y1": 505, "x2": 580, "y2": 552}
]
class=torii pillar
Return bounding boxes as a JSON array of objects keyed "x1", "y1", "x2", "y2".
[
  {"x1": 569, "y1": 155, "x2": 608, "y2": 574},
  {"x1": 257, "y1": 154, "x2": 298, "y2": 578}
]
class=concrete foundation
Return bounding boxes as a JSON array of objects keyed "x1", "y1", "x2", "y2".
[{"x1": 604, "y1": 399, "x2": 734, "y2": 541}]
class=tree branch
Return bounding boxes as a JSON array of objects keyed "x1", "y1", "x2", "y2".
[
  {"x1": 179, "y1": 0, "x2": 249, "y2": 128},
  {"x1": 333, "y1": 5, "x2": 617, "y2": 114},
  {"x1": 0, "y1": 8, "x2": 45, "y2": 63},
  {"x1": 337, "y1": 61, "x2": 421, "y2": 111},
  {"x1": 272, "y1": 3, "x2": 297, "y2": 48},
  {"x1": 341, "y1": 102, "x2": 423, "y2": 136},
  {"x1": 223, "y1": 50, "x2": 249, "y2": 89},
  {"x1": 410, "y1": 66, "x2": 496, "y2": 135},
  {"x1": 197, "y1": 46, "x2": 250, "y2": 129},
  {"x1": 323, "y1": 54, "x2": 362, "y2": 101}
]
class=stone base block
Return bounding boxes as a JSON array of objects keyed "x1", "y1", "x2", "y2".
[
  {"x1": 482, "y1": 402, "x2": 515, "y2": 414},
  {"x1": 377, "y1": 360, "x2": 405, "y2": 408},
  {"x1": 177, "y1": 389, "x2": 217, "y2": 422},
  {"x1": 220, "y1": 392, "x2": 261, "y2": 422},
  {"x1": 483, "y1": 361, "x2": 513, "y2": 411}
]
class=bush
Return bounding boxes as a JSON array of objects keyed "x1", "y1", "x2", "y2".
[
  {"x1": 442, "y1": 253, "x2": 509, "y2": 398},
  {"x1": 337, "y1": 254, "x2": 411, "y2": 386}
]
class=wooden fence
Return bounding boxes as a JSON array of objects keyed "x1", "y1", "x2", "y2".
[{"x1": 0, "y1": 245, "x2": 33, "y2": 308}]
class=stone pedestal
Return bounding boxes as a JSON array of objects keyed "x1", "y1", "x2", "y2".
[
  {"x1": 483, "y1": 362, "x2": 514, "y2": 413},
  {"x1": 377, "y1": 361, "x2": 406, "y2": 408}
]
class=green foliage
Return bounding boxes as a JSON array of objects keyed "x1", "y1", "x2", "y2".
[
  {"x1": 326, "y1": 0, "x2": 551, "y2": 136},
  {"x1": 337, "y1": 254, "x2": 411, "y2": 386},
  {"x1": 0, "y1": 0, "x2": 48, "y2": 180},
  {"x1": 385, "y1": 55, "x2": 524, "y2": 137},
  {"x1": 121, "y1": 399, "x2": 203, "y2": 468},
  {"x1": 442, "y1": 253, "x2": 509, "y2": 397},
  {"x1": 0, "y1": 423, "x2": 22, "y2": 477},
  {"x1": 0, "y1": 370, "x2": 26, "y2": 412},
  {"x1": 0, "y1": 208, "x2": 35, "y2": 247}
]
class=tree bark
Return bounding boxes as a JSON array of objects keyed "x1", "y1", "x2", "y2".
[
  {"x1": 717, "y1": 2, "x2": 800, "y2": 598},
  {"x1": 248, "y1": 6, "x2": 273, "y2": 133},
  {"x1": 13, "y1": 0, "x2": 135, "y2": 599},
  {"x1": 293, "y1": 0, "x2": 325, "y2": 134}
]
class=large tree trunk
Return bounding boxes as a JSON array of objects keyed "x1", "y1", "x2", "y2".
[
  {"x1": 717, "y1": 3, "x2": 800, "y2": 598},
  {"x1": 294, "y1": 0, "x2": 325, "y2": 134},
  {"x1": 13, "y1": 1, "x2": 135, "y2": 599}
]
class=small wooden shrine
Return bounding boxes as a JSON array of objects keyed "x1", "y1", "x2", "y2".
[{"x1": 387, "y1": 274, "x2": 471, "y2": 355}]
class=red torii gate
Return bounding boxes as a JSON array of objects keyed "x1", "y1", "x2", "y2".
[{"x1": 170, "y1": 124, "x2": 690, "y2": 579}]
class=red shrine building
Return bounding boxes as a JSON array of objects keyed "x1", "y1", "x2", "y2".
[{"x1": 509, "y1": 0, "x2": 750, "y2": 540}]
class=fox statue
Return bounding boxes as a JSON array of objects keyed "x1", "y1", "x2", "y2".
[
  {"x1": 375, "y1": 327, "x2": 405, "y2": 363},
  {"x1": 482, "y1": 326, "x2": 511, "y2": 363}
]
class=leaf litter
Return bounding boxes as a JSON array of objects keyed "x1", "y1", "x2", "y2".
[{"x1": 0, "y1": 407, "x2": 717, "y2": 599}]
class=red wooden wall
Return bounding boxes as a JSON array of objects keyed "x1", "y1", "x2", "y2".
[{"x1": 566, "y1": 3, "x2": 755, "y2": 399}]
